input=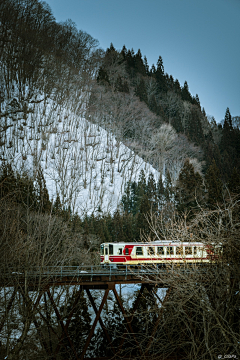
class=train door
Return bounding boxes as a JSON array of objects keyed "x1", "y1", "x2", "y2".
[{"x1": 104, "y1": 245, "x2": 109, "y2": 263}]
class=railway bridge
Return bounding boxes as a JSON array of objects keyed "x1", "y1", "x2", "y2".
[{"x1": 0, "y1": 265, "x2": 220, "y2": 360}]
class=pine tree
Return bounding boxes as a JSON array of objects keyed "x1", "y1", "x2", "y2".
[
  {"x1": 0, "y1": 163, "x2": 16, "y2": 200},
  {"x1": 228, "y1": 167, "x2": 240, "y2": 196},
  {"x1": 220, "y1": 107, "x2": 233, "y2": 151},
  {"x1": 134, "y1": 49, "x2": 146, "y2": 75},
  {"x1": 157, "y1": 175, "x2": 165, "y2": 210},
  {"x1": 36, "y1": 167, "x2": 51, "y2": 213},
  {"x1": 115, "y1": 75, "x2": 129, "y2": 93},
  {"x1": 143, "y1": 55, "x2": 149, "y2": 75},
  {"x1": 155, "y1": 55, "x2": 166, "y2": 93},
  {"x1": 52, "y1": 193, "x2": 62, "y2": 216},
  {"x1": 164, "y1": 171, "x2": 174, "y2": 202},
  {"x1": 135, "y1": 78, "x2": 148, "y2": 104},
  {"x1": 205, "y1": 160, "x2": 223, "y2": 208},
  {"x1": 97, "y1": 66, "x2": 110, "y2": 85},
  {"x1": 120, "y1": 45, "x2": 127, "y2": 59},
  {"x1": 147, "y1": 172, "x2": 157, "y2": 212},
  {"x1": 181, "y1": 81, "x2": 192, "y2": 102},
  {"x1": 185, "y1": 106, "x2": 204, "y2": 145},
  {"x1": 136, "y1": 194, "x2": 151, "y2": 240},
  {"x1": 148, "y1": 95, "x2": 158, "y2": 113},
  {"x1": 175, "y1": 159, "x2": 204, "y2": 217}
]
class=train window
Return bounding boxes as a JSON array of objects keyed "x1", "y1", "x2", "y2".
[
  {"x1": 157, "y1": 247, "x2": 164, "y2": 255},
  {"x1": 118, "y1": 248, "x2": 122, "y2": 255},
  {"x1": 100, "y1": 245, "x2": 104, "y2": 255},
  {"x1": 167, "y1": 247, "x2": 174, "y2": 255},
  {"x1": 148, "y1": 247, "x2": 155, "y2": 255},
  {"x1": 193, "y1": 246, "x2": 197, "y2": 255},
  {"x1": 109, "y1": 244, "x2": 113, "y2": 255},
  {"x1": 105, "y1": 247, "x2": 108, "y2": 255},
  {"x1": 125, "y1": 248, "x2": 129, "y2": 255},
  {"x1": 176, "y1": 246, "x2": 183, "y2": 255},
  {"x1": 136, "y1": 247, "x2": 143, "y2": 255},
  {"x1": 185, "y1": 247, "x2": 192, "y2": 255}
]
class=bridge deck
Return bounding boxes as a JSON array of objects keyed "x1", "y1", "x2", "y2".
[{"x1": 0, "y1": 264, "x2": 209, "y2": 288}]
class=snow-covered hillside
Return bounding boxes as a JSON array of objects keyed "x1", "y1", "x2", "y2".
[{"x1": 0, "y1": 96, "x2": 159, "y2": 216}]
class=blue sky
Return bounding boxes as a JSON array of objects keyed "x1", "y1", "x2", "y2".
[{"x1": 46, "y1": 0, "x2": 240, "y2": 123}]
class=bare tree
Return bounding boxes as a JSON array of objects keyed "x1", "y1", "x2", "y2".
[{"x1": 127, "y1": 200, "x2": 240, "y2": 360}]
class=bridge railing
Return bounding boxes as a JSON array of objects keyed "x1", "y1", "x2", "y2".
[{"x1": 2, "y1": 264, "x2": 175, "y2": 279}]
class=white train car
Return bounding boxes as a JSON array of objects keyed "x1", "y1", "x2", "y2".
[{"x1": 100, "y1": 240, "x2": 217, "y2": 266}]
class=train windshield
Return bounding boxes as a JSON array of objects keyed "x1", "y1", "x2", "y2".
[{"x1": 100, "y1": 245, "x2": 104, "y2": 255}]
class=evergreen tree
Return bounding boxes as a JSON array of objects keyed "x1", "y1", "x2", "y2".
[
  {"x1": 16, "y1": 172, "x2": 36, "y2": 209},
  {"x1": 228, "y1": 167, "x2": 240, "y2": 196},
  {"x1": 35, "y1": 167, "x2": 51, "y2": 213},
  {"x1": 52, "y1": 193, "x2": 62, "y2": 216},
  {"x1": 175, "y1": 159, "x2": 204, "y2": 217},
  {"x1": 97, "y1": 66, "x2": 110, "y2": 85},
  {"x1": 205, "y1": 160, "x2": 223, "y2": 208},
  {"x1": 185, "y1": 106, "x2": 204, "y2": 145},
  {"x1": 146, "y1": 172, "x2": 157, "y2": 212},
  {"x1": 157, "y1": 175, "x2": 165, "y2": 210},
  {"x1": 174, "y1": 79, "x2": 181, "y2": 94},
  {"x1": 155, "y1": 55, "x2": 166, "y2": 93},
  {"x1": 0, "y1": 163, "x2": 16, "y2": 200},
  {"x1": 134, "y1": 49, "x2": 146, "y2": 75},
  {"x1": 220, "y1": 107, "x2": 233, "y2": 151},
  {"x1": 181, "y1": 81, "x2": 192, "y2": 102},
  {"x1": 148, "y1": 94, "x2": 158, "y2": 113},
  {"x1": 143, "y1": 55, "x2": 149, "y2": 75},
  {"x1": 134, "y1": 78, "x2": 148, "y2": 104},
  {"x1": 120, "y1": 45, "x2": 127, "y2": 59},
  {"x1": 192, "y1": 93, "x2": 201, "y2": 108},
  {"x1": 164, "y1": 171, "x2": 174, "y2": 202},
  {"x1": 115, "y1": 75, "x2": 129, "y2": 93},
  {"x1": 136, "y1": 194, "x2": 151, "y2": 240}
]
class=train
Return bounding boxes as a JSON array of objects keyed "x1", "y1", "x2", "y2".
[{"x1": 100, "y1": 240, "x2": 218, "y2": 266}]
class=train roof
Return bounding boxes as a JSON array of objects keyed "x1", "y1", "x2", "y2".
[{"x1": 101, "y1": 241, "x2": 205, "y2": 246}]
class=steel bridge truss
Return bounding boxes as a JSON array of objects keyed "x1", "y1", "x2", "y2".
[{"x1": 0, "y1": 265, "x2": 192, "y2": 359}]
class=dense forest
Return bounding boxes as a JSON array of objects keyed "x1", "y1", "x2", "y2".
[{"x1": 0, "y1": 1, "x2": 239, "y2": 359}]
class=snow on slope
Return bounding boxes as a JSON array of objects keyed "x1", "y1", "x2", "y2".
[{"x1": 1, "y1": 96, "x2": 159, "y2": 216}]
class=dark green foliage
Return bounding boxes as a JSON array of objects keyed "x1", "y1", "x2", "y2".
[
  {"x1": 146, "y1": 172, "x2": 158, "y2": 211},
  {"x1": 0, "y1": 163, "x2": 41, "y2": 211},
  {"x1": 175, "y1": 159, "x2": 205, "y2": 217},
  {"x1": 134, "y1": 78, "x2": 148, "y2": 104},
  {"x1": 220, "y1": 107, "x2": 233, "y2": 151},
  {"x1": 134, "y1": 49, "x2": 146, "y2": 76},
  {"x1": 205, "y1": 160, "x2": 223, "y2": 208},
  {"x1": 155, "y1": 56, "x2": 166, "y2": 93},
  {"x1": 52, "y1": 193, "x2": 62, "y2": 216},
  {"x1": 181, "y1": 81, "x2": 192, "y2": 102},
  {"x1": 192, "y1": 93, "x2": 201, "y2": 108},
  {"x1": 97, "y1": 66, "x2": 110, "y2": 85},
  {"x1": 35, "y1": 167, "x2": 52, "y2": 213},
  {"x1": 228, "y1": 167, "x2": 240, "y2": 197},
  {"x1": 115, "y1": 75, "x2": 129, "y2": 93},
  {"x1": 164, "y1": 170, "x2": 174, "y2": 203},
  {"x1": 217, "y1": 108, "x2": 240, "y2": 182},
  {"x1": 171, "y1": 112, "x2": 184, "y2": 133},
  {"x1": 185, "y1": 106, "x2": 204, "y2": 145}
]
